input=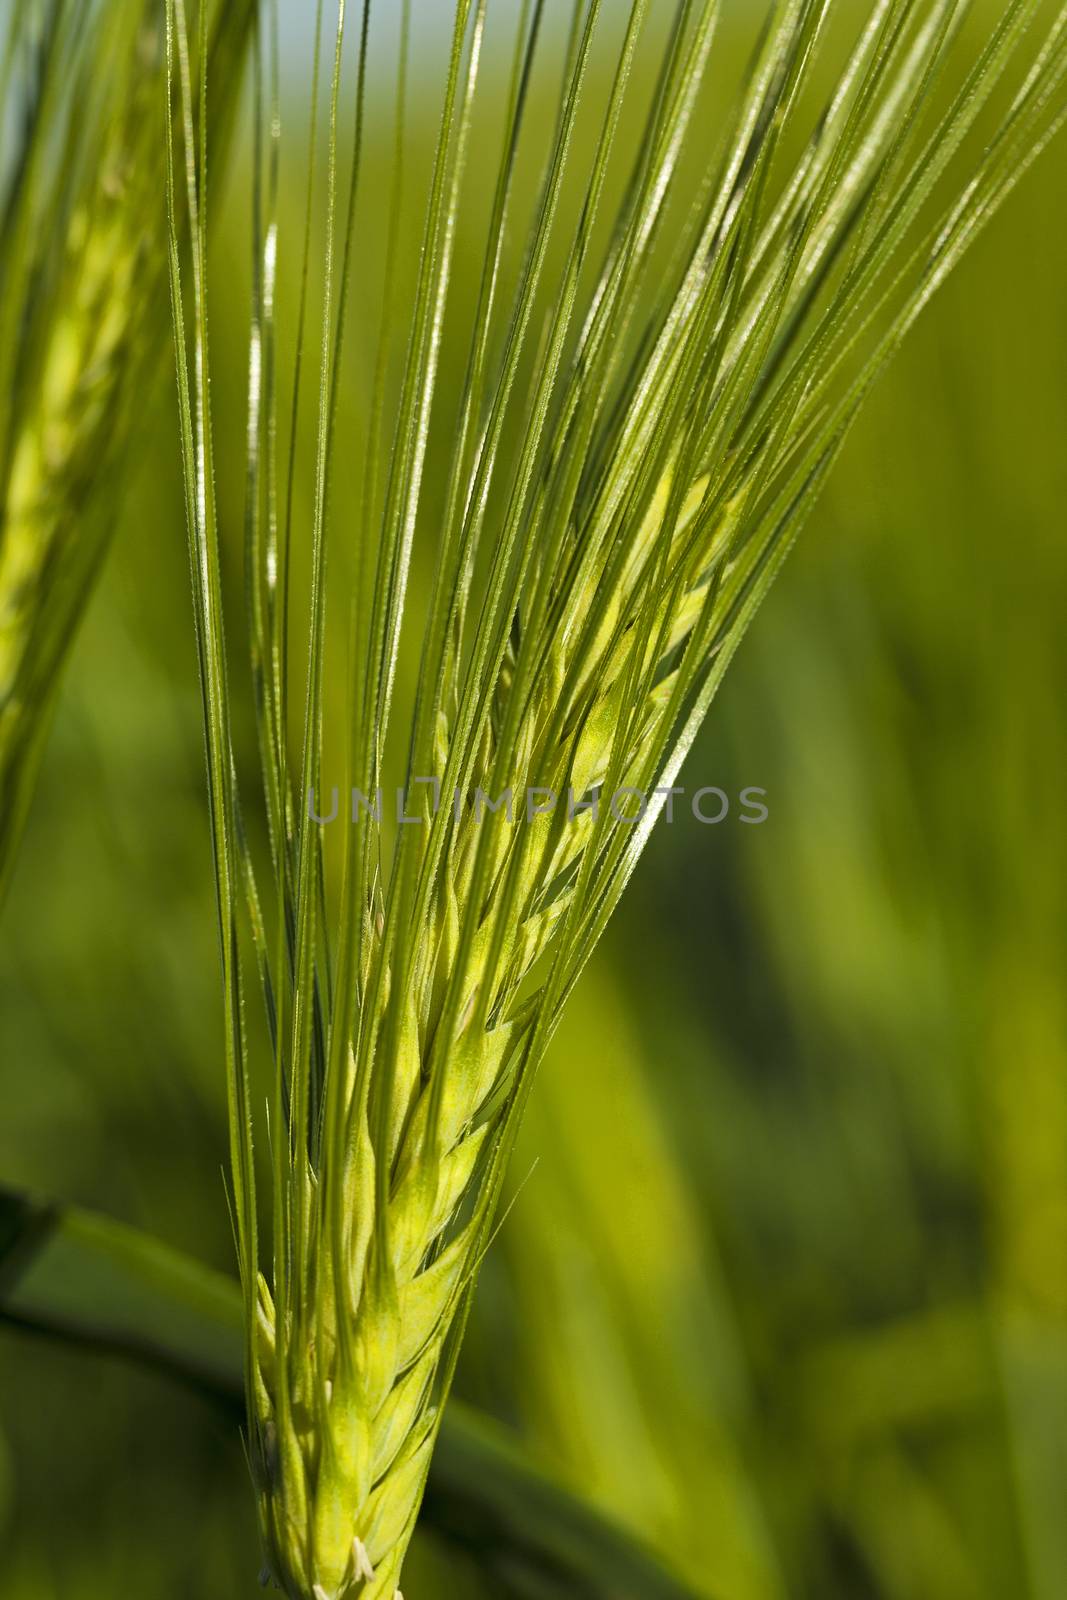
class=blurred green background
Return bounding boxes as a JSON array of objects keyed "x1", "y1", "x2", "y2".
[{"x1": 2, "y1": 3, "x2": 1067, "y2": 1597}]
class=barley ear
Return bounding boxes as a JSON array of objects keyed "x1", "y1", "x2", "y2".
[
  {"x1": 165, "y1": 1, "x2": 1067, "y2": 1595},
  {"x1": 0, "y1": 0, "x2": 253, "y2": 900}
]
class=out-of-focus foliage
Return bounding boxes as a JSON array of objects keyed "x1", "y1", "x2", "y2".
[
  {"x1": 0, "y1": 0, "x2": 251, "y2": 899},
  {"x1": 1, "y1": 3, "x2": 1066, "y2": 1597}
]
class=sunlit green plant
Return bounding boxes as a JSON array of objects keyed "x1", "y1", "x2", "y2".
[
  {"x1": 0, "y1": 0, "x2": 251, "y2": 900},
  {"x1": 0, "y1": 0, "x2": 157, "y2": 893},
  {"x1": 164, "y1": 1, "x2": 1067, "y2": 1595}
]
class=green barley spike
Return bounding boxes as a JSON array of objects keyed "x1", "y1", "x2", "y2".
[
  {"x1": 164, "y1": 1, "x2": 1067, "y2": 1594},
  {"x1": 0, "y1": 0, "x2": 253, "y2": 899}
]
